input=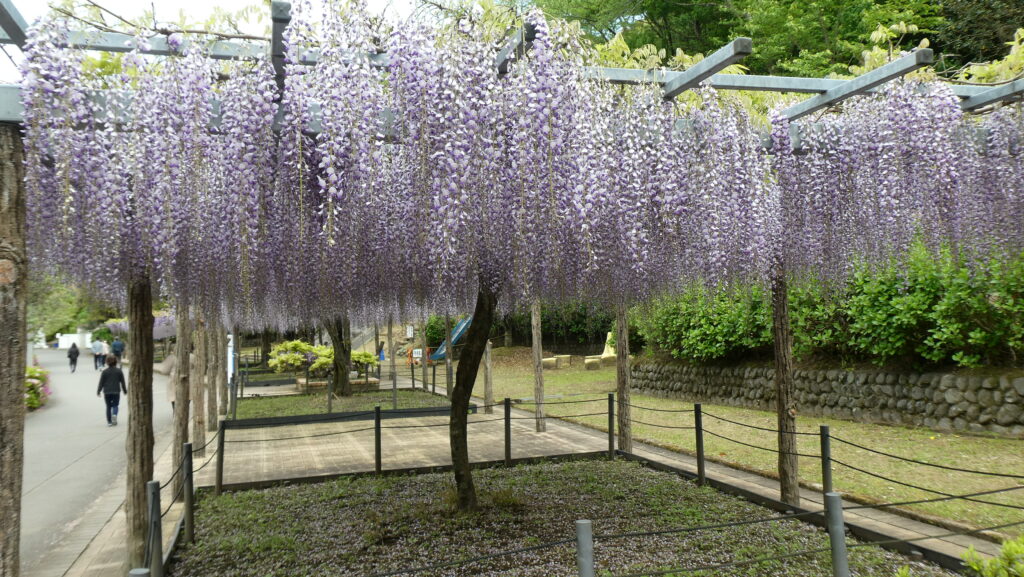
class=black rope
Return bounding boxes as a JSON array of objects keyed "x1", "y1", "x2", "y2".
[
  {"x1": 595, "y1": 508, "x2": 824, "y2": 541},
  {"x1": 552, "y1": 411, "x2": 608, "y2": 419},
  {"x1": 830, "y1": 459, "x2": 1024, "y2": 511},
  {"x1": 703, "y1": 429, "x2": 820, "y2": 458},
  {"x1": 831, "y1": 436, "x2": 1024, "y2": 479},
  {"x1": 611, "y1": 544, "x2": 834, "y2": 577},
  {"x1": 161, "y1": 482, "x2": 185, "y2": 518},
  {"x1": 383, "y1": 405, "x2": 452, "y2": 414},
  {"x1": 629, "y1": 418, "x2": 695, "y2": 430},
  {"x1": 142, "y1": 528, "x2": 152, "y2": 568},
  {"x1": 466, "y1": 417, "x2": 511, "y2": 425},
  {"x1": 159, "y1": 456, "x2": 184, "y2": 490},
  {"x1": 844, "y1": 483, "x2": 1024, "y2": 511},
  {"x1": 192, "y1": 429, "x2": 221, "y2": 453},
  {"x1": 624, "y1": 403, "x2": 694, "y2": 414},
  {"x1": 193, "y1": 450, "x2": 217, "y2": 473},
  {"x1": 846, "y1": 518, "x2": 1024, "y2": 550},
  {"x1": 381, "y1": 421, "x2": 454, "y2": 430},
  {"x1": 703, "y1": 412, "x2": 819, "y2": 435},
  {"x1": 518, "y1": 397, "x2": 606, "y2": 406},
  {"x1": 226, "y1": 425, "x2": 378, "y2": 443},
  {"x1": 365, "y1": 537, "x2": 576, "y2": 576}
]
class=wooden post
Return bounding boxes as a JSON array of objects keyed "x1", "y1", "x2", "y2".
[
  {"x1": 205, "y1": 326, "x2": 218, "y2": 432},
  {"x1": 483, "y1": 340, "x2": 493, "y2": 414},
  {"x1": 615, "y1": 303, "x2": 632, "y2": 454},
  {"x1": 0, "y1": 122, "x2": 26, "y2": 577},
  {"x1": 126, "y1": 276, "x2": 155, "y2": 567},
  {"x1": 215, "y1": 420, "x2": 226, "y2": 495},
  {"x1": 183, "y1": 443, "x2": 194, "y2": 543},
  {"x1": 171, "y1": 312, "x2": 191, "y2": 497},
  {"x1": 771, "y1": 273, "x2": 800, "y2": 506},
  {"x1": 388, "y1": 316, "x2": 397, "y2": 410},
  {"x1": 216, "y1": 326, "x2": 228, "y2": 416},
  {"x1": 530, "y1": 301, "x2": 546, "y2": 432},
  {"x1": 191, "y1": 323, "x2": 206, "y2": 459},
  {"x1": 421, "y1": 314, "x2": 429, "y2": 393},
  {"x1": 444, "y1": 314, "x2": 453, "y2": 398}
]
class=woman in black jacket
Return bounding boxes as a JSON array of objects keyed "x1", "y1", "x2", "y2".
[
  {"x1": 67, "y1": 343, "x2": 80, "y2": 373},
  {"x1": 96, "y1": 355, "x2": 127, "y2": 426}
]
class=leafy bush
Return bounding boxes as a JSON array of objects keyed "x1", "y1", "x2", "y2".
[
  {"x1": 635, "y1": 247, "x2": 1024, "y2": 368},
  {"x1": 268, "y1": 341, "x2": 326, "y2": 375},
  {"x1": 962, "y1": 534, "x2": 1024, "y2": 577},
  {"x1": 351, "y1": 351, "x2": 378, "y2": 377},
  {"x1": 25, "y1": 366, "x2": 51, "y2": 410}
]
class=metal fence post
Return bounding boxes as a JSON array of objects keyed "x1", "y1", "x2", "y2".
[
  {"x1": 215, "y1": 420, "x2": 226, "y2": 495},
  {"x1": 146, "y1": 480, "x2": 164, "y2": 577},
  {"x1": 183, "y1": 443, "x2": 194, "y2": 544},
  {"x1": 820, "y1": 425, "x2": 832, "y2": 495},
  {"x1": 228, "y1": 378, "x2": 237, "y2": 420},
  {"x1": 576, "y1": 520, "x2": 594, "y2": 577},
  {"x1": 375, "y1": 405, "x2": 382, "y2": 474},
  {"x1": 504, "y1": 398, "x2": 512, "y2": 466},
  {"x1": 825, "y1": 492, "x2": 851, "y2": 577},
  {"x1": 128, "y1": 569, "x2": 150, "y2": 576},
  {"x1": 327, "y1": 371, "x2": 334, "y2": 414},
  {"x1": 695, "y1": 403, "x2": 706, "y2": 486},
  {"x1": 607, "y1": 393, "x2": 615, "y2": 459}
]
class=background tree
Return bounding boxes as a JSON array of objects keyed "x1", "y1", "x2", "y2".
[{"x1": 938, "y1": 0, "x2": 1024, "y2": 65}]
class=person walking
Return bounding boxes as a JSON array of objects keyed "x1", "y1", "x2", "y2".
[
  {"x1": 96, "y1": 355, "x2": 127, "y2": 426},
  {"x1": 111, "y1": 337, "x2": 125, "y2": 367},
  {"x1": 67, "y1": 343, "x2": 80, "y2": 373},
  {"x1": 91, "y1": 338, "x2": 104, "y2": 370}
]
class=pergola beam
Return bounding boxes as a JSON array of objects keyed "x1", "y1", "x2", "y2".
[
  {"x1": 0, "y1": 0, "x2": 27, "y2": 48},
  {"x1": 961, "y1": 78, "x2": 1024, "y2": 111},
  {"x1": 495, "y1": 22, "x2": 537, "y2": 76},
  {"x1": 780, "y1": 49, "x2": 934, "y2": 121},
  {"x1": 662, "y1": 37, "x2": 752, "y2": 100},
  {"x1": 271, "y1": 1, "x2": 290, "y2": 90}
]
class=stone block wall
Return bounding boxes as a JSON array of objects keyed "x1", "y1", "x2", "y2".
[{"x1": 631, "y1": 361, "x2": 1024, "y2": 437}]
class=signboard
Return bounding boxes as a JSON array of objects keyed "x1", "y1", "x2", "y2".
[{"x1": 412, "y1": 348, "x2": 423, "y2": 359}]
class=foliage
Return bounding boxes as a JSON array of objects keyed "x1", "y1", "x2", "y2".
[
  {"x1": 351, "y1": 351, "x2": 378, "y2": 376},
  {"x1": 25, "y1": 365, "x2": 51, "y2": 411},
  {"x1": 497, "y1": 302, "x2": 614, "y2": 349},
  {"x1": 962, "y1": 535, "x2": 1024, "y2": 577},
  {"x1": 234, "y1": 389, "x2": 450, "y2": 420},
  {"x1": 940, "y1": 1, "x2": 1024, "y2": 65},
  {"x1": 267, "y1": 340, "x2": 330, "y2": 375},
  {"x1": 957, "y1": 28, "x2": 1024, "y2": 83},
  {"x1": 635, "y1": 248, "x2": 1024, "y2": 368},
  {"x1": 27, "y1": 274, "x2": 116, "y2": 340}
]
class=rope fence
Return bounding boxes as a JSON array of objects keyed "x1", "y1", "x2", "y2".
[
  {"x1": 831, "y1": 435, "x2": 1024, "y2": 479},
  {"x1": 703, "y1": 411, "x2": 820, "y2": 435},
  {"x1": 703, "y1": 429, "x2": 821, "y2": 458}
]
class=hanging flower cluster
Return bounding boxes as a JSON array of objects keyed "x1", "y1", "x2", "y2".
[{"x1": 20, "y1": 3, "x2": 1023, "y2": 332}]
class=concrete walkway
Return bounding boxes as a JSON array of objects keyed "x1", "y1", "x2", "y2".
[{"x1": 67, "y1": 376, "x2": 1002, "y2": 576}]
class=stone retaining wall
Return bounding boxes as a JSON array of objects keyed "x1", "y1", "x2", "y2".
[{"x1": 631, "y1": 361, "x2": 1024, "y2": 437}]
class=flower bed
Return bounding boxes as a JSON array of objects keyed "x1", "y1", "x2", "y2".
[{"x1": 25, "y1": 365, "x2": 51, "y2": 410}]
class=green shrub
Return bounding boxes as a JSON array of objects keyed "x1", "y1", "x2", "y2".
[
  {"x1": 25, "y1": 366, "x2": 51, "y2": 411},
  {"x1": 962, "y1": 534, "x2": 1024, "y2": 576}
]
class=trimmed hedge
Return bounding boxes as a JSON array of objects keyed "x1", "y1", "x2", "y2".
[{"x1": 634, "y1": 247, "x2": 1024, "y2": 368}]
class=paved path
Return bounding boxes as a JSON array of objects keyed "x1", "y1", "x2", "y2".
[{"x1": 21, "y1": 348, "x2": 174, "y2": 577}]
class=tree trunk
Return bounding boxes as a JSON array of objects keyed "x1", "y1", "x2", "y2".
[
  {"x1": 387, "y1": 316, "x2": 397, "y2": 410},
  {"x1": 771, "y1": 274, "x2": 800, "y2": 506},
  {"x1": 530, "y1": 301, "x2": 546, "y2": 432},
  {"x1": 205, "y1": 327, "x2": 218, "y2": 431},
  {"x1": 615, "y1": 303, "x2": 632, "y2": 453},
  {"x1": 171, "y1": 312, "x2": 191, "y2": 497},
  {"x1": 451, "y1": 286, "x2": 497, "y2": 512},
  {"x1": 126, "y1": 276, "x2": 155, "y2": 568},
  {"x1": 216, "y1": 326, "x2": 228, "y2": 416},
  {"x1": 373, "y1": 322, "x2": 381, "y2": 379},
  {"x1": 0, "y1": 122, "x2": 26, "y2": 577},
  {"x1": 324, "y1": 316, "x2": 352, "y2": 396},
  {"x1": 503, "y1": 315, "x2": 513, "y2": 348},
  {"x1": 444, "y1": 314, "x2": 453, "y2": 398},
  {"x1": 260, "y1": 330, "x2": 272, "y2": 367},
  {"x1": 191, "y1": 322, "x2": 206, "y2": 458}
]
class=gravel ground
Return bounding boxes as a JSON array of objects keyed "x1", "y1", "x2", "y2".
[{"x1": 170, "y1": 459, "x2": 963, "y2": 577}]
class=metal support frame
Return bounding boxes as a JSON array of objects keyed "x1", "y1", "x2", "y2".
[
  {"x1": 0, "y1": 0, "x2": 27, "y2": 47},
  {"x1": 495, "y1": 22, "x2": 537, "y2": 76},
  {"x1": 662, "y1": 37, "x2": 751, "y2": 100}
]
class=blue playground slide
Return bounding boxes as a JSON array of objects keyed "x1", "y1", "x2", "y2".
[{"x1": 430, "y1": 316, "x2": 472, "y2": 361}]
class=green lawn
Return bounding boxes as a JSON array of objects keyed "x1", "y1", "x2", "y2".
[
  {"x1": 483, "y1": 350, "x2": 1024, "y2": 539},
  {"x1": 235, "y1": 389, "x2": 450, "y2": 420},
  {"x1": 170, "y1": 460, "x2": 956, "y2": 577}
]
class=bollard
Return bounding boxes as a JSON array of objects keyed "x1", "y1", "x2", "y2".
[
  {"x1": 695, "y1": 403, "x2": 706, "y2": 486},
  {"x1": 146, "y1": 480, "x2": 164, "y2": 577},
  {"x1": 374, "y1": 405, "x2": 382, "y2": 474},
  {"x1": 183, "y1": 443, "x2": 194, "y2": 544},
  {"x1": 825, "y1": 492, "x2": 852, "y2": 577},
  {"x1": 607, "y1": 393, "x2": 615, "y2": 459},
  {"x1": 576, "y1": 520, "x2": 595, "y2": 577},
  {"x1": 128, "y1": 569, "x2": 150, "y2": 576},
  {"x1": 504, "y1": 398, "x2": 512, "y2": 466},
  {"x1": 820, "y1": 425, "x2": 833, "y2": 495},
  {"x1": 215, "y1": 420, "x2": 226, "y2": 495}
]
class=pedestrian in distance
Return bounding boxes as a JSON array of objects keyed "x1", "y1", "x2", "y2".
[
  {"x1": 101, "y1": 339, "x2": 110, "y2": 361},
  {"x1": 90, "y1": 338, "x2": 104, "y2": 370},
  {"x1": 67, "y1": 343, "x2": 80, "y2": 372},
  {"x1": 111, "y1": 336, "x2": 125, "y2": 367},
  {"x1": 96, "y1": 354, "x2": 127, "y2": 426}
]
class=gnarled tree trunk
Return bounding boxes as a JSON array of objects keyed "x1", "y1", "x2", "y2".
[
  {"x1": 0, "y1": 122, "x2": 26, "y2": 577},
  {"x1": 771, "y1": 274, "x2": 800, "y2": 506},
  {"x1": 324, "y1": 315, "x2": 352, "y2": 396},
  {"x1": 260, "y1": 330, "x2": 273, "y2": 367},
  {"x1": 171, "y1": 312, "x2": 191, "y2": 496},
  {"x1": 615, "y1": 303, "x2": 632, "y2": 454},
  {"x1": 530, "y1": 301, "x2": 545, "y2": 432},
  {"x1": 126, "y1": 276, "x2": 155, "y2": 567},
  {"x1": 451, "y1": 285, "x2": 497, "y2": 512},
  {"x1": 205, "y1": 326, "x2": 218, "y2": 431}
]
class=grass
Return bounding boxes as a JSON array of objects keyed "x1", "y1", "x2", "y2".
[
  {"x1": 482, "y1": 348, "x2": 1024, "y2": 539},
  {"x1": 235, "y1": 389, "x2": 450, "y2": 420},
  {"x1": 170, "y1": 459, "x2": 957, "y2": 577}
]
